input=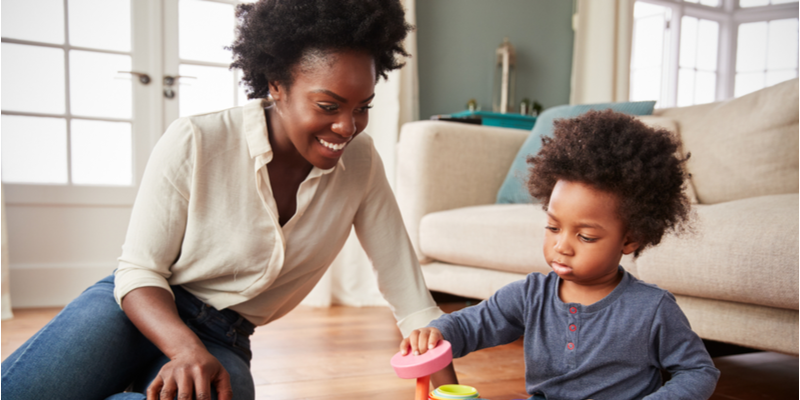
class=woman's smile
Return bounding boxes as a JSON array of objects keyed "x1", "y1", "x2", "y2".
[{"x1": 316, "y1": 136, "x2": 351, "y2": 153}]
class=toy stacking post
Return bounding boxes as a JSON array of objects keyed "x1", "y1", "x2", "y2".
[{"x1": 390, "y1": 340, "x2": 453, "y2": 400}]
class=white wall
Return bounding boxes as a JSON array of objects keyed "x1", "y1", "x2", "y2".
[{"x1": 6, "y1": 204, "x2": 132, "y2": 307}]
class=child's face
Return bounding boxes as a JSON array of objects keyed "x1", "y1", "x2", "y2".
[{"x1": 544, "y1": 180, "x2": 639, "y2": 288}]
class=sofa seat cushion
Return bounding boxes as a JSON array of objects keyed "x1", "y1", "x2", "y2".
[
  {"x1": 636, "y1": 193, "x2": 799, "y2": 310},
  {"x1": 419, "y1": 204, "x2": 637, "y2": 276}
]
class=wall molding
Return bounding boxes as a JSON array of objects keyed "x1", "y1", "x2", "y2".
[{"x1": 9, "y1": 263, "x2": 116, "y2": 308}]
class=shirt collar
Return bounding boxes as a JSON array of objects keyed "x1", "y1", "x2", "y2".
[{"x1": 243, "y1": 98, "x2": 345, "y2": 173}]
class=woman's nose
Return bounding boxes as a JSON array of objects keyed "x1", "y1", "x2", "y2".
[{"x1": 331, "y1": 114, "x2": 357, "y2": 137}]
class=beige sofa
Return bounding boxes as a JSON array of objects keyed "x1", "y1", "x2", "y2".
[{"x1": 396, "y1": 79, "x2": 799, "y2": 355}]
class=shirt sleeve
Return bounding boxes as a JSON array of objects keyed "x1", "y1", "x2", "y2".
[
  {"x1": 113, "y1": 118, "x2": 195, "y2": 308},
  {"x1": 352, "y1": 143, "x2": 444, "y2": 337},
  {"x1": 643, "y1": 293, "x2": 720, "y2": 400},
  {"x1": 428, "y1": 278, "x2": 528, "y2": 358}
]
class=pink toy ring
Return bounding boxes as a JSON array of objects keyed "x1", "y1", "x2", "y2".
[{"x1": 390, "y1": 340, "x2": 453, "y2": 379}]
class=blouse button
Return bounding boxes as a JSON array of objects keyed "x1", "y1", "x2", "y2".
[
  {"x1": 567, "y1": 342, "x2": 575, "y2": 350},
  {"x1": 569, "y1": 307, "x2": 577, "y2": 314},
  {"x1": 569, "y1": 324, "x2": 577, "y2": 332}
]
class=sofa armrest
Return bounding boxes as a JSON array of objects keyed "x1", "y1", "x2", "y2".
[{"x1": 397, "y1": 120, "x2": 529, "y2": 263}]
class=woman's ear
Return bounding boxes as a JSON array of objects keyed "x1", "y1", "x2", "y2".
[
  {"x1": 269, "y1": 81, "x2": 284, "y2": 101},
  {"x1": 621, "y1": 234, "x2": 640, "y2": 256}
]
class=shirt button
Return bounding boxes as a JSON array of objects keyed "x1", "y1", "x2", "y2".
[
  {"x1": 567, "y1": 342, "x2": 575, "y2": 350},
  {"x1": 569, "y1": 324, "x2": 577, "y2": 332},
  {"x1": 569, "y1": 307, "x2": 577, "y2": 314}
]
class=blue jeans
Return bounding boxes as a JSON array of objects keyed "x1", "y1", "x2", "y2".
[{"x1": 1, "y1": 275, "x2": 255, "y2": 400}]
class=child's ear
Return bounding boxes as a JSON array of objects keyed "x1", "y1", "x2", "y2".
[{"x1": 621, "y1": 234, "x2": 640, "y2": 255}]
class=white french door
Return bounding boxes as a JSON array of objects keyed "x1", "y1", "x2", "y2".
[
  {"x1": 1, "y1": 0, "x2": 254, "y2": 307},
  {"x1": 1, "y1": 0, "x2": 250, "y2": 206}
]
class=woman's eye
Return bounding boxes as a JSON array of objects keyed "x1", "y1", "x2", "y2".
[
  {"x1": 318, "y1": 104, "x2": 338, "y2": 112},
  {"x1": 357, "y1": 104, "x2": 373, "y2": 113}
]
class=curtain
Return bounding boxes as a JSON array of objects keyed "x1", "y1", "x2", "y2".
[
  {"x1": 2, "y1": 185, "x2": 14, "y2": 320},
  {"x1": 569, "y1": 0, "x2": 635, "y2": 105},
  {"x1": 300, "y1": 0, "x2": 418, "y2": 308}
]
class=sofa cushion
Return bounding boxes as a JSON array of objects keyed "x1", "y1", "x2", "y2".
[
  {"x1": 636, "y1": 193, "x2": 799, "y2": 310},
  {"x1": 419, "y1": 204, "x2": 638, "y2": 276},
  {"x1": 496, "y1": 101, "x2": 656, "y2": 204},
  {"x1": 674, "y1": 79, "x2": 799, "y2": 204}
]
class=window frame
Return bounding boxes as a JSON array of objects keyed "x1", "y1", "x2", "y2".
[{"x1": 632, "y1": 0, "x2": 798, "y2": 108}]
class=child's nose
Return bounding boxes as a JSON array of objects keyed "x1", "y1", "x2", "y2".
[{"x1": 554, "y1": 237, "x2": 573, "y2": 255}]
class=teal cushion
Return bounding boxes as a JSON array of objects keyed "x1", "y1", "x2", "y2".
[{"x1": 496, "y1": 101, "x2": 657, "y2": 204}]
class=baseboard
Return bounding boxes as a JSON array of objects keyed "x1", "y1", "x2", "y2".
[{"x1": 8, "y1": 263, "x2": 116, "y2": 308}]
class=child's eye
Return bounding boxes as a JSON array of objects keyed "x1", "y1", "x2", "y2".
[
  {"x1": 545, "y1": 226, "x2": 558, "y2": 233},
  {"x1": 579, "y1": 235, "x2": 597, "y2": 243}
]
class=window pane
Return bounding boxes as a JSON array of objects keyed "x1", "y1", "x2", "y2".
[
  {"x1": 630, "y1": 68, "x2": 662, "y2": 104},
  {"x1": 634, "y1": 2, "x2": 666, "y2": 18},
  {"x1": 737, "y1": 22, "x2": 768, "y2": 72},
  {"x1": 1, "y1": 115, "x2": 68, "y2": 184},
  {"x1": 695, "y1": 71, "x2": 717, "y2": 104},
  {"x1": 71, "y1": 119, "x2": 132, "y2": 185},
  {"x1": 697, "y1": 19, "x2": 719, "y2": 70},
  {"x1": 680, "y1": 17, "x2": 698, "y2": 68},
  {"x1": 179, "y1": 0, "x2": 235, "y2": 64},
  {"x1": 632, "y1": 14, "x2": 666, "y2": 69},
  {"x1": 1, "y1": 0, "x2": 64, "y2": 44},
  {"x1": 740, "y1": 0, "x2": 770, "y2": 6},
  {"x1": 1, "y1": 44, "x2": 66, "y2": 114},
  {"x1": 70, "y1": 51, "x2": 132, "y2": 119},
  {"x1": 700, "y1": 0, "x2": 721, "y2": 6},
  {"x1": 677, "y1": 68, "x2": 696, "y2": 106},
  {"x1": 735, "y1": 71, "x2": 765, "y2": 97},
  {"x1": 179, "y1": 64, "x2": 236, "y2": 117},
  {"x1": 767, "y1": 19, "x2": 799, "y2": 70},
  {"x1": 238, "y1": 75, "x2": 250, "y2": 106},
  {"x1": 68, "y1": 0, "x2": 131, "y2": 52},
  {"x1": 766, "y1": 69, "x2": 798, "y2": 86},
  {"x1": 772, "y1": 0, "x2": 799, "y2": 4}
]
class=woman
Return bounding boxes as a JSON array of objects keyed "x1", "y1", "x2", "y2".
[{"x1": 1, "y1": 1, "x2": 444, "y2": 399}]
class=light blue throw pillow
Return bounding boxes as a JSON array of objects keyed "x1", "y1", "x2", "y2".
[{"x1": 496, "y1": 101, "x2": 657, "y2": 204}]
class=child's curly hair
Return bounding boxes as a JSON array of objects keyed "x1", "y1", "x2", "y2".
[
  {"x1": 229, "y1": 0, "x2": 412, "y2": 99},
  {"x1": 527, "y1": 110, "x2": 692, "y2": 257}
]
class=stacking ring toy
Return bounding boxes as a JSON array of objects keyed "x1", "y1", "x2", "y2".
[{"x1": 390, "y1": 340, "x2": 453, "y2": 400}]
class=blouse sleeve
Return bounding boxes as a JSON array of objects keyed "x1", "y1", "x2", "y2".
[
  {"x1": 352, "y1": 144, "x2": 444, "y2": 337},
  {"x1": 113, "y1": 117, "x2": 195, "y2": 308}
]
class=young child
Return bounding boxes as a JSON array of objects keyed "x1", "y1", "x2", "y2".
[{"x1": 400, "y1": 110, "x2": 720, "y2": 400}]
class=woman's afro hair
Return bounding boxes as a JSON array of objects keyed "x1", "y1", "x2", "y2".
[
  {"x1": 527, "y1": 110, "x2": 692, "y2": 257},
  {"x1": 229, "y1": 0, "x2": 412, "y2": 99}
]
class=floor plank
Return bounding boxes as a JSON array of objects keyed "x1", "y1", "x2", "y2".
[{"x1": 2, "y1": 305, "x2": 797, "y2": 400}]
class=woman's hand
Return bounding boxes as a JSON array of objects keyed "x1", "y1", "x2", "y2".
[
  {"x1": 400, "y1": 327, "x2": 444, "y2": 356},
  {"x1": 121, "y1": 287, "x2": 234, "y2": 400},
  {"x1": 146, "y1": 349, "x2": 232, "y2": 400}
]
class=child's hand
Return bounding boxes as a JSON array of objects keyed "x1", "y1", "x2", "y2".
[{"x1": 399, "y1": 327, "x2": 444, "y2": 356}]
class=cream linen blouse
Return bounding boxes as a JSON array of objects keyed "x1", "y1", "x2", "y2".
[{"x1": 114, "y1": 99, "x2": 443, "y2": 336}]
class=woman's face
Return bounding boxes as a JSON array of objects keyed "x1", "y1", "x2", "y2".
[{"x1": 269, "y1": 50, "x2": 376, "y2": 170}]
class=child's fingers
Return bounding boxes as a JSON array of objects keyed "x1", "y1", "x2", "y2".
[
  {"x1": 427, "y1": 329, "x2": 443, "y2": 351},
  {"x1": 399, "y1": 337, "x2": 410, "y2": 355},
  {"x1": 401, "y1": 330, "x2": 420, "y2": 356}
]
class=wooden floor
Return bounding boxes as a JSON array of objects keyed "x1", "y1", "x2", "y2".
[{"x1": 2, "y1": 304, "x2": 797, "y2": 400}]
